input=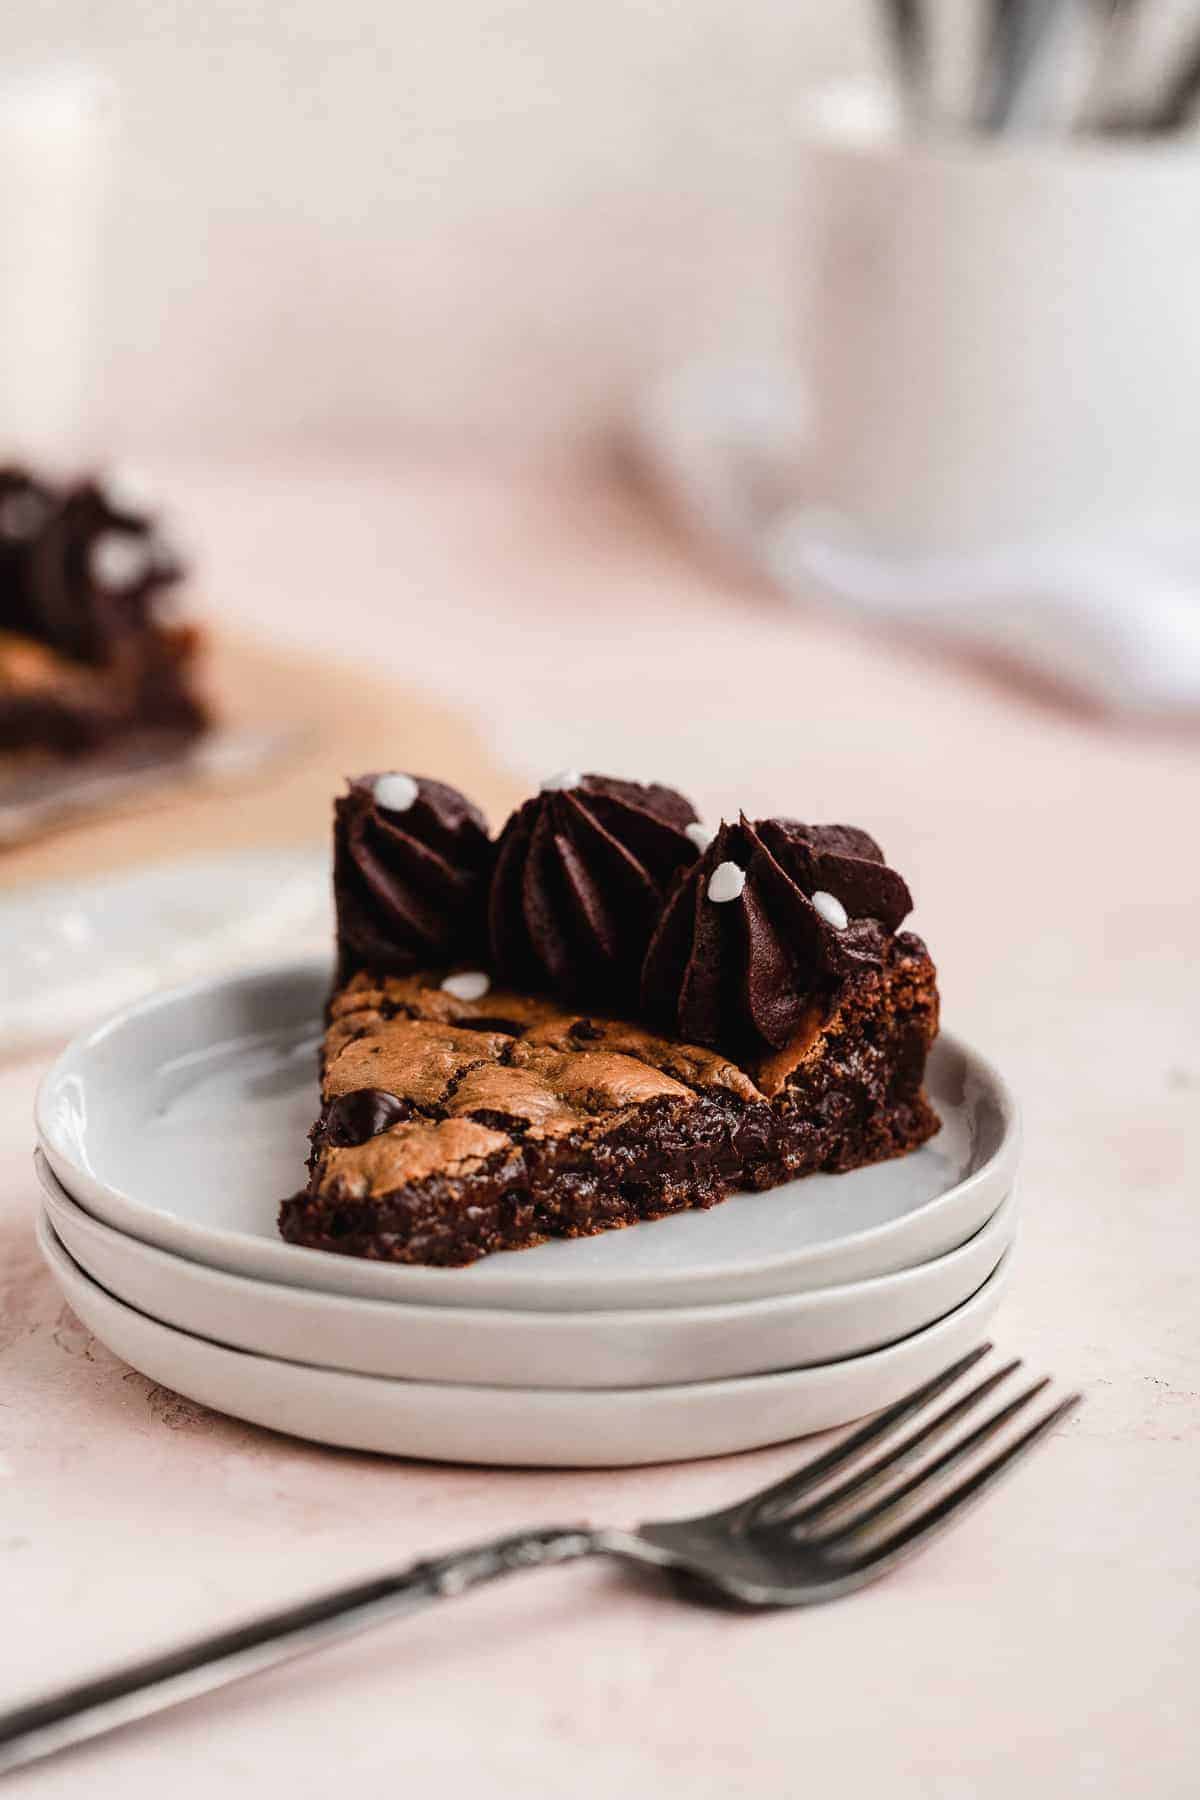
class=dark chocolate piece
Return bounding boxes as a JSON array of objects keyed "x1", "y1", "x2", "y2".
[{"x1": 323, "y1": 1087, "x2": 414, "y2": 1147}]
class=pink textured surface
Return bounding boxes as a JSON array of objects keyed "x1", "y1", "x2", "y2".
[{"x1": 1, "y1": 459, "x2": 1198, "y2": 1796}]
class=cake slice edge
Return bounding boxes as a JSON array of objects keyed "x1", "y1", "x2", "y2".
[{"x1": 278, "y1": 932, "x2": 939, "y2": 1267}]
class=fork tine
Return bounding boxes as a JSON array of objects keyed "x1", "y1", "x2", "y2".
[
  {"x1": 734, "y1": 1344, "x2": 993, "y2": 1528},
  {"x1": 830, "y1": 1393, "x2": 1083, "y2": 1572},
  {"x1": 813, "y1": 1377, "x2": 1053, "y2": 1547},
  {"x1": 790, "y1": 1358, "x2": 1023, "y2": 1528}
]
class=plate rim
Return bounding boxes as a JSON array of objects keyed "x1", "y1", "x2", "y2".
[
  {"x1": 35, "y1": 1210, "x2": 1013, "y2": 1462},
  {"x1": 35, "y1": 955, "x2": 1021, "y2": 1306},
  {"x1": 36, "y1": 1204, "x2": 1013, "y2": 1405},
  {"x1": 36, "y1": 1147, "x2": 1017, "y2": 1331}
]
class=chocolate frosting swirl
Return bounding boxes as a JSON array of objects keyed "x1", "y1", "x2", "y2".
[
  {"x1": 488, "y1": 773, "x2": 701, "y2": 1003},
  {"x1": 1, "y1": 472, "x2": 182, "y2": 665},
  {"x1": 334, "y1": 774, "x2": 493, "y2": 978},
  {"x1": 641, "y1": 815, "x2": 913, "y2": 1057}
]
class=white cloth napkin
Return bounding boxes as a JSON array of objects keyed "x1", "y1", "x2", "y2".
[
  {"x1": 765, "y1": 521, "x2": 1200, "y2": 719},
  {"x1": 635, "y1": 360, "x2": 1200, "y2": 719}
]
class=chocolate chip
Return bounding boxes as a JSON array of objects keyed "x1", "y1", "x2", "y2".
[
  {"x1": 325, "y1": 1088, "x2": 412, "y2": 1147},
  {"x1": 568, "y1": 1018, "x2": 603, "y2": 1041}
]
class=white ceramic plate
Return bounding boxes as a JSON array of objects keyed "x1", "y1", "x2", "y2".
[
  {"x1": 36, "y1": 1153, "x2": 1017, "y2": 1389},
  {"x1": 36, "y1": 1213, "x2": 1013, "y2": 1467},
  {"x1": 1, "y1": 850, "x2": 330, "y2": 1053},
  {"x1": 36, "y1": 959, "x2": 1020, "y2": 1312}
]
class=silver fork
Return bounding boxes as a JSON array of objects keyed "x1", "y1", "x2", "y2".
[{"x1": 0, "y1": 1345, "x2": 1079, "y2": 1778}]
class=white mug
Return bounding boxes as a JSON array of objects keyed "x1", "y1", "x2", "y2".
[{"x1": 792, "y1": 87, "x2": 1200, "y2": 556}]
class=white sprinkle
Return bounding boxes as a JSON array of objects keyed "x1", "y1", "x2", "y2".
[
  {"x1": 88, "y1": 530, "x2": 153, "y2": 591},
  {"x1": 372, "y1": 772, "x2": 418, "y2": 813},
  {"x1": 707, "y1": 861, "x2": 746, "y2": 904},
  {"x1": 441, "y1": 970, "x2": 491, "y2": 1001},
  {"x1": 103, "y1": 465, "x2": 156, "y2": 515},
  {"x1": 686, "y1": 821, "x2": 716, "y2": 851},
  {"x1": 539, "y1": 768, "x2": 581, "y2": 793},
  {"x1": 812, "y1": 889, "x2": 849, "y2": 930}
]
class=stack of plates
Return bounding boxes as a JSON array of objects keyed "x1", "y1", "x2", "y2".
[{"x1": 34, "y1": 961, "x2": 1020, "y2": 1468}]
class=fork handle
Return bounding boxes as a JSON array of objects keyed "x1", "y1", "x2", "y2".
[{"x1": 0, "y1": 1526, "x2": 606, "y2": 1778}]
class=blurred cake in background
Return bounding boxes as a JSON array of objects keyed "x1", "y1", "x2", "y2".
[{"x1": 0, "y1": 466, "x2": 209, "y2": 764}]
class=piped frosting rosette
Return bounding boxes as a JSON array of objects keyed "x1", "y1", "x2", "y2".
[
  {"x1": 488, "y1": 771, "x2": 701, "y2": 1004},
  {"x1": 334, "y1": 772, "x2": 493, "y2": 978},
  {"x1": 641, "y1": 815, "x2": 913, "y2": 1058}
]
